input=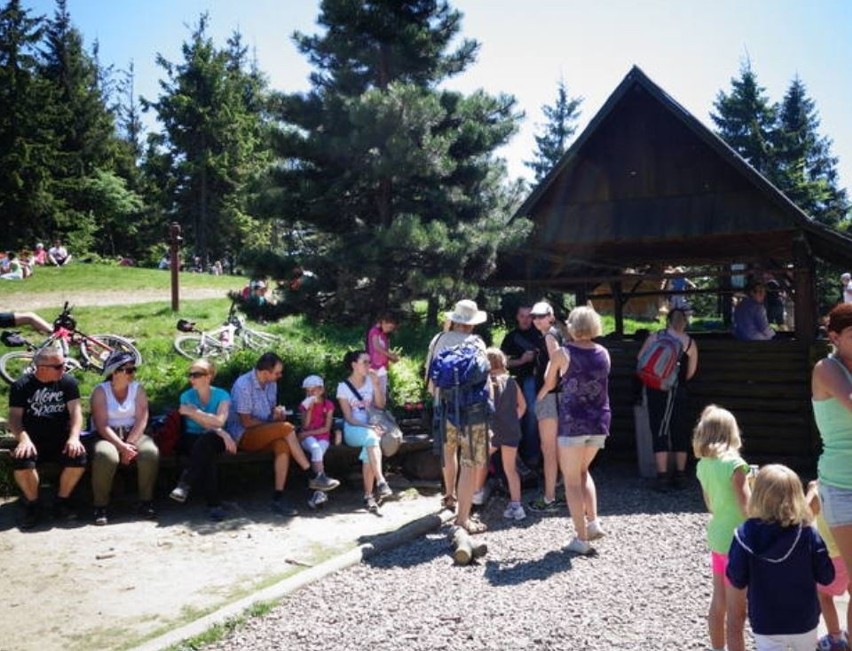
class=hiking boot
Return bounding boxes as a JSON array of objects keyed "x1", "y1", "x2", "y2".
[
  {"x1": 364, "y1": 495, "x2": 379, "y2": 513},
  {"x1": 93, "y1": 507, "x2": 109, "y2": 526},
  {"x1": 502, "y1": 501, "x2": 526, "y2": 521},
  {"x1": 375, "y1": 481, "x2": 394, "y2": 501},
  {"x1": 307, "y1": 490, "x2": 328, "y2": 510},
  {"x1": 207, "y1": 505, "x2": 227, "y2": 522},
  {"x1": 137, "y1": 501, "x2": 157, "y2": 520},
  {"x1": 566, "y1": 537, "x2": 594, "y2": 556},
  {"x1": 52, "y1": 498, "x2": 78, "y2": 521},
  {"x1": 271, "y1": 498, "x2": 298, "y2": 517},
  {"x1": 19, "y1": 500, "x2": 40, "y2": 531},
  {"x1": 308, "y1": 473, "x2": 340, "y2": 492},
  {"x1": 169, "y1": 482, "x2": 190, "y2": 503},
  {"x1": 586, "y1": 519, "x2": 606, "y2": 540},
  {"x1": 528, "y1": 496, "x2": 560, "y2": 513}
]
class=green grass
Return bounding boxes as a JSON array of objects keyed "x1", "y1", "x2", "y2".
[{"x1": 0, "y1": 262, "x2": 243, "y2": 303}]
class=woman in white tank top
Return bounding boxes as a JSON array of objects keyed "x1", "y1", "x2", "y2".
[{"x1": 89, "y1": 351, "x2": 159, "y2": 525}]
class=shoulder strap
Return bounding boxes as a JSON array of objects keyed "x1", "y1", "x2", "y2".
[
  {"x1": 343, "y1": 379, "x2": 364, "y2": 402},
  {"x1": 828, "y1": 354, "x2": 852, "y2": 383}
]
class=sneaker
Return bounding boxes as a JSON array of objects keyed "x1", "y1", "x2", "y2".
[
  {"x1": 19, "y1": 500, "x2": 40, "y2": 530},
  {"x1": 52, "y1": 498, "x2": 78, "y2": 521},
  {"x1": 818, "y1": 632, "x2": 851, "y2": 651},
  {"x1": 652, "y1": 474, "x2": 670, "y2": 493},
  {"x1": 586, "y1": 519, "x2": 605, "y2": 540},
  {"x1": 472, "y1": 484, "x2": 491, "y2": 506},
  {"x1": 566, "y1": 537, "x2": 594, "y2": 556},
  {"x1": 307, "y1": 490, "x2": 328, "y2": 510},
  {"x1": 137, "y1": 501, "x2": 157, "y2": 520},
  {"x1": 364, "y1": 495, "x2": 379, "y2": 513},
  {"x1": 528, "y1": 496, "x2": 560, "y2": 513},
  {"x1": 207, "y1": 505, "x2": 226, "y2": 522},
  {"x1": 169, "y1": 482, "x2": 190, "y2": 503},
  {"x1": 503, "y1": 502, "x2": 527, "y2": 521},
  {"x1": 94, "y1": 507, "x2": 109, "y2": 526},
  {"x1": 670, "y1": 471, "x2": 688, "y2": 490},
  {"x1": 271, "y1": 498, "x2": 298, "y2": 517},
  {"x1": 308, "y1": 473, "x2": 340, "y2": 492},
  {"x1": 375, "y1": 481, "x2": 394, "y2": 501}
]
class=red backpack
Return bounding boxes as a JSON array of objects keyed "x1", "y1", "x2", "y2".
[{"x1": 636, "y1": 332, "x2": 683, "y2": 391}]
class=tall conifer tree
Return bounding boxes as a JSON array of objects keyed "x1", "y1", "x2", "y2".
[
  {"x1": 525, "y1": 78, "x2": 582, "y2": 183},
  {"x1": 274, "y1": 0, "x2": 523, "y2": 316}
]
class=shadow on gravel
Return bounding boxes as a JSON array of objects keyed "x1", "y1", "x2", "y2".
[
  {"x1": 482, "y1": 548, "x2": 576, "y2": 586},
  {"x1": 362, "y1": 529, "x2": 449, "y2": 569},
  {"x1": 592, "y1": 461, "x2": 706, "y2": 517}
]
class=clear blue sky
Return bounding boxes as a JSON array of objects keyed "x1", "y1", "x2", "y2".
[{"x1": 22, "y1": 0, "x2": 852, "y2": 193}]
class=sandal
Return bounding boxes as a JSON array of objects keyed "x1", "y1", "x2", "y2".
[
  {"x1": 458, "y1": 518, "x2": 487, "y2": 535},
  {"x1": 440, "y1": 495, "x2": 457, "y2": 511}
]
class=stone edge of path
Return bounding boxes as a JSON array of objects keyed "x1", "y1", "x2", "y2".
[{"x1": 132, "y1": 510, "x2": 455, "y2": 651}]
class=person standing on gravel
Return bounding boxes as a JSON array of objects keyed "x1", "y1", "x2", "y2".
[
  {"x1": 425, "y1": 299, "x2": 489, "y2": 531},
  {"x1": 227, "y1": 352, "x2": 340, "y2": 517},
  {"x1": 9, "y1": 346, "x2": 87, "y2": 529},
  {"x1": 538, "y1": 306, "x2": 610, "y2": 555},
  {"x1": 692, "y1": 405, "x2": 750, "y2": 651}
]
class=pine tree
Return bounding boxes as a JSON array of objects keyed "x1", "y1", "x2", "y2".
[
  {"x1": 525, "y1": 77, "x2": 582, "y2": 182},
  {"x1": 274, "y1": 0, "x2": 524, "y2": 318},
  {"x1": 711, "y1": 59, "x2": 777, "y2": 177}
]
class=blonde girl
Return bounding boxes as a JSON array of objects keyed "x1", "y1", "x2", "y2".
[
  {"x1": 726, "y1": 465, "x2": 834, "y2": 651},
  {"x1": 692, "y1": 405, "x2": 750, "y2": 651},
  {"x1": 485, "y1": 348, "x2": 527, "y2": 521}
]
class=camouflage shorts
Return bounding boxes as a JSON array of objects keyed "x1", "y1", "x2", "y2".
[{"x1": 444, "y1": 420, "x2": 488, "y2": 468}]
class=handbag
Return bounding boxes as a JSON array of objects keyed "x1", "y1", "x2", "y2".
[{"x1": 344, "y1": 380, "x2": 403, "y2": 457}]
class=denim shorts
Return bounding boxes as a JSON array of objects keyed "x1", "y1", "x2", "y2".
[
  {"x1": 820, "y1": 482, "x2": 852, "y2": 528},
  {"x1": 557, "y1": 434, "x2": 607, "y2": 449},
  {"x1": 535, "y1": 393, "x2": 557, "y2": 421}
]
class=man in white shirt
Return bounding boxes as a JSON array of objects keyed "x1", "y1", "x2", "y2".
[{"x1": 48, "y1": 240, "x2": 71, "y2": 266}]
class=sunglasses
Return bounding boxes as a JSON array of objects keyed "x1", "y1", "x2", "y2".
[
  {"x1": 118, "y1": 367, "x2": 137, "y2": 374},
  {"x1": 188, "y1": 371, "x2": 207, "y2": 379},
  {"x1": 38, "y1": 363, "x2": 65, "y2": 370}
]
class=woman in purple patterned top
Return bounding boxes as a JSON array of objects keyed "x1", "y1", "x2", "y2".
[{"x1": 538, "y1": 306, "x2": 611, "y2": 555}]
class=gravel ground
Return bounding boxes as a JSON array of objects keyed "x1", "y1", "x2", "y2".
[{"x1": 199, "y1": 462, "x2": 747, "y2": 651}]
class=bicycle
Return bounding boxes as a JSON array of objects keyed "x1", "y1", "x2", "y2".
[
  {"x1": 0, "y1": 302, "x2": 142, "y2": 384},
  {"x1": 173, "y1": 302, "x2": 282, "y2": 360}
]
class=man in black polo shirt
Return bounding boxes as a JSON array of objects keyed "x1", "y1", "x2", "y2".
[
  {"x1": 9, "y1": 346, "x2": 86, "y2": 529},
  {"x1": 500, "y1": 304, "x2": 546, "y2": 469}
]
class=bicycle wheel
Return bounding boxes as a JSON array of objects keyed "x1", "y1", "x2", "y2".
[
  {"x1": 173, "y1": 333, "x2": 228, "y2": 360},
  {"x1": 242, "y1": 328, "x2": 281, "y2": 351},
  {"x1": 0, "y1": 351, "x2": 83, "y2": 384},
  {"x1": 80, "y1": 334, "x2": 143, "y2": 372}
]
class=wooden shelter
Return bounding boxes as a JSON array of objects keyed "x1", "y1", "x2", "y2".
[{"x1": 496, "y1": 66, "x2": 852, "y2": 465}]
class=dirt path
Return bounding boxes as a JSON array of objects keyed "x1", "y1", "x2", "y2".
[
  {"x1": 20, "y1": 287, "x2": 230, "y2": 310},
  {"x1": 0, "y1": 478, "x2": 442, "y2": 651}
]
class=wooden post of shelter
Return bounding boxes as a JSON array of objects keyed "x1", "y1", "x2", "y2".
[
  {"x1": 169, "y1": 222, "x2": 183, "y2": 313},
  {"x1": 612, "y1": 281, "x2": 624, "y2": 337},
  {"x1": 792, "y1": 237, "x2": 817, "y2": 341}
]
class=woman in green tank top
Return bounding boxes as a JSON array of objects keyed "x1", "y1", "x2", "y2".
[{"x1": 812, "y1": 303, "x2": 852, "y2": 586}]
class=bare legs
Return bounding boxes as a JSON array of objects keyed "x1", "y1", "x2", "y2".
[
  {"x1": 539, "y1": 417, "x2": 558, "y2": 502},
  {"x1": 501, "y1": 445, "x2": 521, "y2": 503},
  {"x1": 558, "y1": 444, "x2": 600, "y2": 541}
]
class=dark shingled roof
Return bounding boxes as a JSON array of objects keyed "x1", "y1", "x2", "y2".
[{"x1": 497, "y1": 65, "x2": 852, "y2": 289}]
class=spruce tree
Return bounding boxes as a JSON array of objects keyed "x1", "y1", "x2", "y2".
[
  {"x1": 711, "y1": 59, "x2": 777, "y2": 177},
  {"x1": 525, "y1": 77, "x2": 582, "y2": 183},
  {"x1": 773, "y1": 76, "x2": 849, "y2": 228},
  {"x1": 143, "y1": 14, "x2": 272, "y2": 263},
  {"x1": 274, "y1": 0, "x2": 524, "y2": 318}
]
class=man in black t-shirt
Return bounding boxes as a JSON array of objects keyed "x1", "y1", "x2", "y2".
[
  {"x1": 9, "y1": 347, "x2": 86, "y2": 529},
  {"x1": 500, "y1": 304, "x2": 545, "y2": 467}
]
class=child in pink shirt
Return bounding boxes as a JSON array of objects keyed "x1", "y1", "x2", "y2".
[{"x1": 298, "y1": 375, "x2": 338, "y2": 509}]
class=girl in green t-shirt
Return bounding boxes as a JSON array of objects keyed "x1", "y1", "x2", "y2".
[{"x1": 693, "y1": 405, "x2": 752, "y2": 651}]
